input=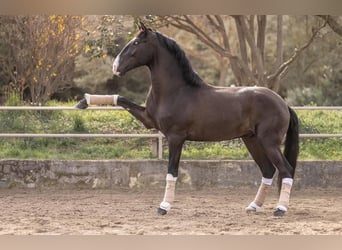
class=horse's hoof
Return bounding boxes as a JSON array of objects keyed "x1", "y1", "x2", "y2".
[
  {"x1": 246, "y1": 207, "x2": 263, "y2": 213},
  {"x1": 75, "y1": 99, "x2": 88, "y2": 109},
  {"x1": 157, "y1": 207, "x2": 167, "y2": 215},
  {"x1": 245, "y1": 202, "x2": 263, "y2": 213},
  {"x1": 273, "y1": 208, "x2": 286, "y2": 217}
]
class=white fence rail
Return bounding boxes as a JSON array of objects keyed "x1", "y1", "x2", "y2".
[{"x1": 0, "y1": 106, "x2": 341, "y2": 159}]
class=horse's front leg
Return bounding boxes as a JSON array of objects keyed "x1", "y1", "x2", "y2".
[
  {"x1": 75, "y1": 94, "x2": 155, "y2": 129},
  {"x1": 158, "y1": 136, "x2": 185, "y2": 215},
  {"x1": 117, "y1": 96, "x2": 156, "y2": 129}
]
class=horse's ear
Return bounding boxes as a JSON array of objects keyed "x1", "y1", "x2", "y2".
[
  {"x1": 138, "y1": 21, "x2": 147, "y2": 32},
  {"x1": 136, "y1": 21, "x2": 141, "y2": 30}
]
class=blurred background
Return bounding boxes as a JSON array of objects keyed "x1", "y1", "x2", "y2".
[{"x1": 0, "y1": 15, "x2": 341, "y2": 106}]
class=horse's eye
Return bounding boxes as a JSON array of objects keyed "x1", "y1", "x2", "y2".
[{"x1": 133, "y1": 40, "x2": 139, "y2": 45}]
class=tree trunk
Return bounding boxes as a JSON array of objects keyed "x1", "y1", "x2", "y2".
[
  {"x1": 268, "y1": 15, "x2": 283, "y2": 92},
  {"x1": 237, "y1": 15, "x2": 265, "y2": 85},
  {"x1": 218, "y1": 58, "x2": 228, "y2": 86},
  {"x1": 257, "y1": 15, "x2": 266, "y2": 63},
  {"x1": 234, "y1": 17, "x2": 248, "y2": 70}
]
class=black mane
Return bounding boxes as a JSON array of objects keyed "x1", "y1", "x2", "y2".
[{"x1": 154, "y1": 31, "x2": 203, "y2": 87}]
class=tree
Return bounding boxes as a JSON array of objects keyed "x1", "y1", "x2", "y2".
[
  {"x1": 149, "y1": 15, "x2": 328, "y2": 92},
  {"x1": 0, "y1": 15, "x2": 83, "y2": 104},
  {"x1": 74, "y1": 15, "x2": 151, "y2": 104},
  {"x1": 317, "y1": 15, "x2": 342, "y2": 36},
  {"x1": 283, "y1": 16, "x2": 342, "y2": 105}
]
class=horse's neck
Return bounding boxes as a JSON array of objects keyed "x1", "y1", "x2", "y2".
[{"x1": 148, "y1": 49, "x2": 185, "y2": 101}]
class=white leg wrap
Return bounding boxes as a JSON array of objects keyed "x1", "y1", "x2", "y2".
[
  {"x1": 276, "y1": 178, "x2": 293, "y2": 212},
  {"x1": 84, "y1": 93, "x2": 119, "y2": 105},
  {"x1": 261, "y1": 177, "x2": 273, "y2": 186},
  {"x1": 246, "y1": 177, "x2": 273, "y2": 212},
  {"x1": 159, "y1": 174, "x2": 177, "y2": 211},
  {"x1": 246, "y1": 201, "x2": 262, "y2": 212}
]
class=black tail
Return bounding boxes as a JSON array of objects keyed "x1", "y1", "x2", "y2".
[{"x1": 277, "y1": 107, "x2": 299, "y2": 191}]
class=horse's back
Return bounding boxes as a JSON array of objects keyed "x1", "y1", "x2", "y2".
[
  {"x1": 203, "y1": 85, "x2": 289, "y2": 117},
  {"x1": 236, "y1": 86, "x2": 287, "y2": 106},
  {"x1": 181, "y1": 85, "x2": 290, "y2": 141},
  {"x1": 235, "y1": 86, "x2": 289, "y2": 117}
]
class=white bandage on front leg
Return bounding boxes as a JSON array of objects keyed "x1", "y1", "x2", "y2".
[
  {"x1": 276, "y1": 178, "x2": 293, "y2": 212},
  {"x1": 84, "y1": 93, "x2": 91, "y2": 105},
  {"x1": 84, "y1": 93, "x2": 119, "y2": 105},
  {"x1": 159, "y1": 174, "x2": 177, "y2": 211},
  {"x1": 246, "y1": 177, "x2": 273, "y2": 212},
  {"x1": 113, "y1": 95, "x2": 118, "y2": 105}
]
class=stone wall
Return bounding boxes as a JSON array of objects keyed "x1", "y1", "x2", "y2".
[{"x1": 0, "y1": 160, "x2": 341, "y2": 189}]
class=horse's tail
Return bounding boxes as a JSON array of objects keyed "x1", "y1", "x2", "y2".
[{"x1": 277, "y1": 107, "x2": 299, "y2": 192}]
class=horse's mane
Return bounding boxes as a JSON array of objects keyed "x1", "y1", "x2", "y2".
[{"x1": 154, "y1": 31, "x2": 203, "y2": 87}]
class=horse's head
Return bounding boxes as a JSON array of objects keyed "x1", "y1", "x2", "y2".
[{"x1": 113, "y1": 22, "x2": 155, "y2": 76}]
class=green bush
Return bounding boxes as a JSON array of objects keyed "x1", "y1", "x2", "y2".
[
  {"x1": 71, "y1": 113, "x2": 88, "y2": 133},
  {"x1": 297, "y1": 110, "x2": 341, "y2": 134}
]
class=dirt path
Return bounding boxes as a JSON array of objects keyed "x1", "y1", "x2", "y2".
[{"x1": 0, "y1": 187, "x2": 341, "y2": 235}]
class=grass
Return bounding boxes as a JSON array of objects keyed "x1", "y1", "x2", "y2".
[{"x1": 0, "y1": 101, "x2": 341, "y2": 160}]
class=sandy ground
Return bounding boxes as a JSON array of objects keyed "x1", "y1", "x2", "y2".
[{"x1": 0, "y1": 187, "x2": 341, "y2": 235}]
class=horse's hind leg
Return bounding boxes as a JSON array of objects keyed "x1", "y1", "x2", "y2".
[
  {"x1": 242, "y1": 136, "x2": 276, "y2": 212},
  {"x1": 258, "y1": 137, "x2": 294, "y2": 216}
]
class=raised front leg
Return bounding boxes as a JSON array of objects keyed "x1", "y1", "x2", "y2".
[
  {"x1": 158, "y1": 136, "x2": 185, "y2": 215},
  {"x1": 117, "y1": 96, "x2": 155, "y2": 129},
  {"x1": 75, "y1": 94, "x2": 155, "y2": 129}
]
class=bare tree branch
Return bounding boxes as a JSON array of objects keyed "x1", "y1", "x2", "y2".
[
  {"x1": 257, "y1": 15, "x2": 266, "y2": 63},
  {"x1": 236, "y1": 15, "x2": 265, "y2": 84},
  {"x1": 317, "y1": 15, "x2": 342, "y2": 36},
  {"x1": 267, "y1": 18, "x2": 328, "y2": 84},
  {"x1": 163, "y1": 15, "x2": 259, "y2": 85},
  {"x1": 233, "y1": 16, "x2": 248, "y2": 66},
  {"x1": 164, "y1": 16, "x2": 228, "y2": 57},
  {"x1": 206, "y1": 15, "x2": 220, "y2": 30},
  {"x1": 213, "y1": 15, "x2": 246, "y2": 84},
  {"x1": 275, "y1": 15, "x2": 283, "y2": 68},
  {"x1": 157, "y1": 15, "x2": 330, "y2": 90}
]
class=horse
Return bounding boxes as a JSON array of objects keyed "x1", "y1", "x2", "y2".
[{"x1": 76, "y1": 22, "x2": 299, "y2": 217}]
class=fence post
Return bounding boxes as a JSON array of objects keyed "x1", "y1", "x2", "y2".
[
  {"x1": 151, "y1": 129, "x2": 159, "y2": 158},
  {"x1": 151, "y1": 130, "x2": 163, "y2": 159},
  {"x1": 158, "y1": 131, "x2": 164, "y2": 160}
]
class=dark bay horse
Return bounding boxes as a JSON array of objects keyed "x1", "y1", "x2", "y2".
[{"x1": 77, "y1": 22, "x2": 299, "y2": 217}]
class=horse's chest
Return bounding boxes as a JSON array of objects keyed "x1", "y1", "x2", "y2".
[
  {"x1": 154, "y1": 113, "x2": 178, "y2": 132},
  {"x1": 154, "y1": 110, "x2": 190, "y2": 135},
  {"x1": 146, "y1": 99, "x2": 178, "y2": 127}
]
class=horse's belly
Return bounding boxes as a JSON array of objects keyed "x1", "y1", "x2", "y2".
[
  {"x1": 187, "y1": 119, "x2": 251, "y2": 141},
  {"x1": 187, "y1": 132, "x2": 247, "y2": 142}
]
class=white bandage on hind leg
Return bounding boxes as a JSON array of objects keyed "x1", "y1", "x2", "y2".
[
  {"x1": 246, "y1": 177, "x2": 273, "y2": 212},
  {"x1": 276, "y1": 178, "x2": 293, "y2": 212},
  {"x1": 254, "y1": 177, "x2": 273, "y2": 207},
  {"x1": 84, "y1": 93, "x2": 119, "y2": 105},
  {"x1": 159, "y1": 174, "x2": 177, "y2": 211}
]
